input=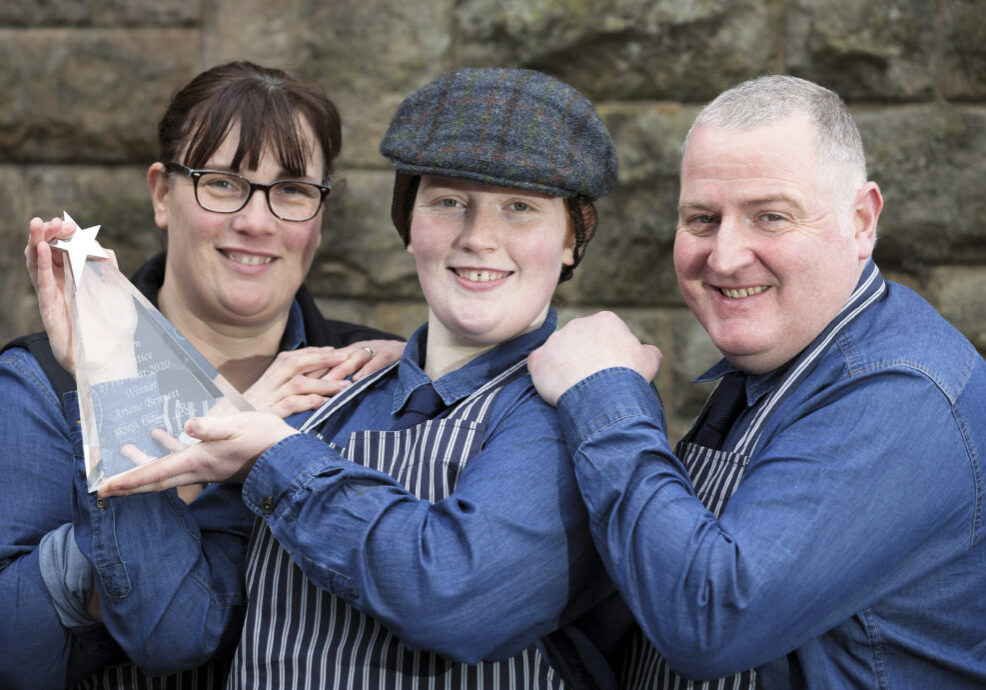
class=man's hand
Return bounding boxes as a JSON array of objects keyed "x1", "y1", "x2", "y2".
[
  {"x1": 100, "y1": 411, "x2": 297, "y2": 496},
  {"x1": 528, "y1": 311, "x2": 663, "y2": 406}
]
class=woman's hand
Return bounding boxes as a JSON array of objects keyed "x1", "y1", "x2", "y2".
[
  {"x1": 244, "y1": 339, "x2": 405, "y2": 418},
  {"x1": 106, "y1": 411, "x2": 296, "y2": 494},
  {"x1": 341, "y1": 339, "x2": 405, "y2": 382},
  {"x1": 26, "y1": 216, "x2": 76, "y2": 373}
]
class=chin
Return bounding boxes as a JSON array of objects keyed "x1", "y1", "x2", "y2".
[{"x1": 219, "y1": 295, "x2": 280, "y2": 320}]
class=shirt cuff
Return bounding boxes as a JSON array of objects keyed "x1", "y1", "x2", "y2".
[
  {"x1": 242, "y1": 432, "x2": 345, "y2": 518},
  {"x1": 38, "y1": 522, "x2": 99, "y2": 630},
  {"x1": 556, "y1": 368, "x2": 667, "y2": 453}
]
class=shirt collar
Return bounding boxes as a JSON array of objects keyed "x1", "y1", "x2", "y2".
[
  {"x1": 391, "y1": 308, "x2": 558, "y2": 415},
  {"x1": 278, "y1": 299, "x2": 307, "y2": 351}
]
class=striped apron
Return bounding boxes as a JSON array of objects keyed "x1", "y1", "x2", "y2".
[
  {"x1": 624, "y1": 264, "x2": 887, "y2": 690},
  {"x1": 228, "y1": 360, "x2": 566, "y2": 690},
  {"x1": 70, "y1": 653, "x2": 233, "y2": 690}
]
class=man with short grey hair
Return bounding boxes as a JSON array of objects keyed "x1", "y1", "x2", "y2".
[{"x1": 528, "y1": 75, "x2": 986, "y2": 688}]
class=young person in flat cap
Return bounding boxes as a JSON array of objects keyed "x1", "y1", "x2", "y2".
[{"x1": 47, "y1": 67, "x2": 632, "y2": 688}]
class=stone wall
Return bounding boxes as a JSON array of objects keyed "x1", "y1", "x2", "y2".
[{"x1": 1, "y1": 0, "x2": 984, "y2": 440}]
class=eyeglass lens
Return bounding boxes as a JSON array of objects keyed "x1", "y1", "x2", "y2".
[{"x1": 196, "y1": 172, "x2": 324, "y2": 221}]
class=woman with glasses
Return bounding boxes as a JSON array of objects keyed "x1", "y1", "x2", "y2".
[{"x1": 3, "y1": 61, "x2": 402, "y2": 688}]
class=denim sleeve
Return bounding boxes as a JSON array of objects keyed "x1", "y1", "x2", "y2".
[
  {"x1": 0, "y1": 349, "x2": 121, "y2": 688},
  {"x1": 242, "y1": 380, "x2": 611, "y2": 664},
  {"x1": 71, "y1": 394, "x2": 254, "y2": 676},
  {"x1": 557, "y1": 366, "x2": 978, "y2": 679},
  {"x1": 38, "y1": 522, "x2": 97, "y2": 628}
]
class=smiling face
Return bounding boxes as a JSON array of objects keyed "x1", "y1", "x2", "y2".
[
  {"x1": 150, "y1": 118, "x2": 324, "y2": 332},
  {"x1": 408, "y1": 176, "x2": 574, "y2": 367},
  {"x1": 674, "y1": 113, "x2": 878, "y2": 373}
]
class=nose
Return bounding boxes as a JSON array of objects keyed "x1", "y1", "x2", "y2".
[
  {"x1": 707, "y1": 214, "x2": 754, "y2": 275},
  {"x1": 231, "y1": 188, "x2": 277, "y2": 235},
  {"x1": 454, "y1": 203, "x2": 500, "y2": 253}
]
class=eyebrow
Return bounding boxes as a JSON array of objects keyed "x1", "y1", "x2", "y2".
[
  {"x1": 678, "y1": 194, "x2": 802, "y2": 214},
  {"x1": 204, "y1": 162, "x2": 318, "y2": 182},
  {"x1": 742, "y1": 195, "x2": 800, "y2": 208}
]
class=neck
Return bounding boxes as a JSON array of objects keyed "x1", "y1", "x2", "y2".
[
  {"x1": 158, "y1": 286, "x2": 288, "y2": 393},
  {"x1": 423, "y1": 339, "x2": 496, "y2": 380},
  {"x1": 421, "y1": 310, "x2": 550, "y2": 380}
]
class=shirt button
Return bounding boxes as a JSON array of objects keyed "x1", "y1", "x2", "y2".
[
  {"x1": 260, "y1": 496, "x2": 274, "y2": 513},
  {"x1": 96, "y1": 497, "x2": 106, "y2": 510}
]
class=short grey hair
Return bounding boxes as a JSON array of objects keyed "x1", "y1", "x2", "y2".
[{"x1": 683, "y1": 75, "x2": 867, "y2": 197}]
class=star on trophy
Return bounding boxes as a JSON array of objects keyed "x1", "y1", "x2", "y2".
[{"x1": 53, "y1": 212, "x2": 253, "y2": 492}]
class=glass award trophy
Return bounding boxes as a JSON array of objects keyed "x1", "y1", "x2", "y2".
[{"x1": 53, "y1": 213, "x2": 253, "y2": 492}]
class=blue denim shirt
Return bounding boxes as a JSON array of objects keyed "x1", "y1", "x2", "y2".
[
  {"x1": 556, "y1": 266, "x2": 986, "y2": 687},
  {"x1": 0, "y1": 300, "x2": 306, "y2": 687},
  {"x1": 240, "y1": 310, "x2": 625, "y2": 674}
]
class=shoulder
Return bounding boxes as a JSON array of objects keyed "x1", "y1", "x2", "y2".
[
  {"x1": 0, "y1": 342, "x2": 74, "y2": 445},
  {"x1": 0, "y1": 338, "x2": 60, "y2": 406},
  {"x1": 485, "y1": 367, "x2": 561, "y2": 436},
  {"x1": 838, "y1": 280, "x2": 982, "y2": 404}
]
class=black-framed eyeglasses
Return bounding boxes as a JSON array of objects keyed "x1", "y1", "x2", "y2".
[{"x1": 165, "y1": 162, "x2": 332, "y2": 222}]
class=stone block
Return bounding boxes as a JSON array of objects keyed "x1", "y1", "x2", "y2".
[
  {"x1": 913, "y1": 266, "x2": 986, "y2": 356},
  {"x1": 371, "y1": 300, "x2": 430, "y2": 340},
  {"x1": 787, "y1": 0, "x2": 935, "y2": 101},
  {"x1": 306, "y1": 169, "x2": 421, "y2": 301},
  {"x1": 92, "y1": 0, "x2": 202, "y2": 26},
  {"x1": 564, "y1": 103, "x2": 695, "y2": 307},
  {"x1": 944, "y1": 0, "x2": 986, "y2": 100},
  {"x1": 25, "y1": 165, "x2": 161, "y2": 278},
  {"x1": 858, "y1": 106, "x2": 986, "y2": 266},
  {"x1": 0, "y1": 165, "x2": 42, "y2": 346},
  {"x1": 0, "y1": 1, "x2": 89, "y2": 26},
  {"x1": 0, "y1": 28, "x2": 201, "y2": 162},
  {"x1": 457, "y1": 0, "x2": 779, "y2": 101},
  {"x1": 205, "y1": 0, "x2": 453, "y2": 169}
]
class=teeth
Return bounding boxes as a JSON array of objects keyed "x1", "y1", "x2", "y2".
[
  {"x1": 720, "y1": 285, "x2": 769, "y2": 299},
  {"x1": 455, "y1": 269, "x2": 508, "y2": 282},
  {"x1": 226, "y1": 251, "x2": 273, "y2": 266}
]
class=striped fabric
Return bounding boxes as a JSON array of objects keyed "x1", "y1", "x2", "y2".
[
  {"x1": 624, "y1": 263, "x2": 887, "y2": 690},
  {"x1": 229, "y1": 361, "x2": 566, "y2": 689},
  {"x1": 621, "y1": 435, "x2": 757, "y2": 690}
]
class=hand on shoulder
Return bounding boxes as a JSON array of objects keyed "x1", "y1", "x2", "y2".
[{"x1": 528, "y1": 311, "x2": 662, "y2": 406}]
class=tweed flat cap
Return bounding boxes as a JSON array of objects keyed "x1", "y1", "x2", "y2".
[{"x1": 379, "y1": 68, "x2": 618, "y2": 200}]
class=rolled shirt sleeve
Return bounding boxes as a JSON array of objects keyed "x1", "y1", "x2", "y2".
[{"x1": 0, "y1": 349, "x2": 121, "y2": 688}]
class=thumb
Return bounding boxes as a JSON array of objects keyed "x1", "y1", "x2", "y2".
[
  {"x1": 638, "y1": 344, "x2": 663, "y2": 381},
  {"x1": 183, "y1": 416, "x2": 234, "y2": 443}
]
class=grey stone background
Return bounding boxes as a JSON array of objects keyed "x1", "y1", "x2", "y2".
[{"x1": 1, "y1": 0, "x2": 984, "y2": 441}]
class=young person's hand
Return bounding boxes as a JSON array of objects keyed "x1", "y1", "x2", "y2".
[{"x1": 104, "y1": 411, "x2": 297, "y2": 495}]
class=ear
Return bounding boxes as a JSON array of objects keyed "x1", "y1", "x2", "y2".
[
  {"x1": 405, "y1": 210, "x2": 417, "y2": 256},
  {"x1": 851, "y1": 181, "x2": 882, "y2": 261},
  {"x1": 561, "y1": 242, "x2": 575, "y2": 267},
  {"x1": 147, "y1": 163, "x2": 171, "y2": 231}
]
